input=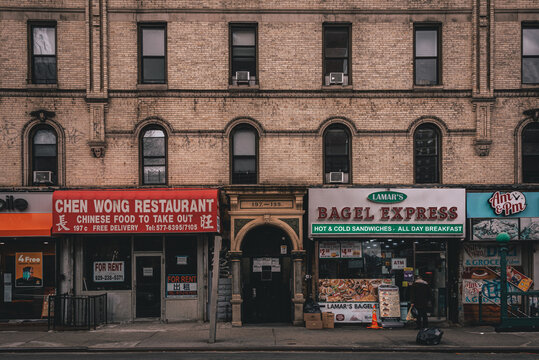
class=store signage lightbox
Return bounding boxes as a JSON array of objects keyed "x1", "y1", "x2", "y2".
[
  {"x1": 308, "y1": 188, "x2": 465, "y2": 237},
  {"x1": 52, "y1": 189, "x2": 220, "y2": 234}
]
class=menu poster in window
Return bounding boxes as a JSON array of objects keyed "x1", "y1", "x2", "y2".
[
  {"x1": 340, "y1": 241, "x2": 362, "y2": 258},
  {"x1": 15, "y1": 253, "x2": 42, "y2": 288},
  {"x1": 167, "y1": 274, "x2": 197, "y2": 298},
  {"x1": 319, "y1": 241, "x2": 340, "y2": 258},
  {"x1": 318, "y1": 278, "x2": 391, "y2": 302},
  {"x1": 378, "y1": 285, "x2": 401, "y2": 318},
  {"x1": 93, "y1": 261, "x2": 125, "y2": 282}
]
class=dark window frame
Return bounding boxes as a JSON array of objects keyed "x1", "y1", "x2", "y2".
[
  {"x1": 522, "y1": 23, "x2": 539, "y2": 85},
  {"x1": 230, "y1": 124, "x2": 258, "y2": 184},
  {"x1": 138, "y1": 23, "x2": 167, "y2": 84},
  {"x1": 414, "y1": 23, "x2": 442, "y2": 86},
  {"x1": 322, "y1": 23, "x2": 352, "y2": 85},
  {"x1": 414, "y1": 123, "x2": 441, "y2": 184},
  {"x1": 229, "y1": 23, "x2": 258, "y2": 85},
  {"x1": 28, "y1": 21, "x2": 57, "y2": 84},
  {"x1": 522, "y1": 122, "x2": 539, "y2": 183},
  {"x1": 140, "y1": 125, "x2": 168, "y2": 185},
  {"x1": 323, "y1": 124, "x2": 351, "y2": 184},
  {"x1": 30, "y1": 124, "x2": 58, "y2": 186}
]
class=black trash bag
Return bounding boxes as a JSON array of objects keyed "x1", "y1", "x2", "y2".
[
  {"x1": 303, "y1": 298, "x2": 321, "y2": 313},
  {"x1": 411, "y1": 306, "x2": 419, "y2": 318},
  {"x1": 416, "y1": 328, "x2": 443, "y2": 345}
]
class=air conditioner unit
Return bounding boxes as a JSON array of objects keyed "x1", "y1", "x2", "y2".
[
  {"x1": 329, "y1": 72, "x2": 344, "y2": 85},
  {"x1": 33, "y1": 171, "x2": 53, "y2": 184},
  {"x1": 236, "y1": 71, "x2": 250, "y2": 83},
  {"x1": 329, "y1": 171, "x2": 345, "y2": 183}
]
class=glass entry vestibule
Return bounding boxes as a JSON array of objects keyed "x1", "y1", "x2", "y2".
[{"x1": 317, "y1": 238, "x2": 452, "y2": 321}]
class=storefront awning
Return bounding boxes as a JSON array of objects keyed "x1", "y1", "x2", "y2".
[
  {"x1": 0, "y1": 213, "x2": 52, "y2": 237},
  {"x1": 0, "y1": 192, "x2": 53, "y2": 237},
  {"x1": 52, "y1": 188, "x2": 220, "y2": 235}
]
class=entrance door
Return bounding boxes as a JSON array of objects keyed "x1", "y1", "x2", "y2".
[
  {"x1": 135, "y1": 256, "x2": 161, "y2": 318},
  {"x1": 241, "y1": 226, "x2": 292, "y2": 323},
  {"x1": 415, "y1": 251, "x2": 447, "y2": 319}
]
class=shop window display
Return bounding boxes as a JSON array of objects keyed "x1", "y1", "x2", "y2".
[
  {"x1": 165, "y1": 236, "x2": 198, "y2": 298},
  {"x1": 83, "y1": 236, "x2": 131, "y2": 291},
  {"x1": 0, "y1": 239, "x2": 55, "y2": 319}
]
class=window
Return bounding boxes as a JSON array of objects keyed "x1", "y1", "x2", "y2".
[
  {"x1": 31, "y1": 125, "x2": 57, "y2": 185},
  {"x1": 231, "y1": 125, "x2": 257, "y2": 184},
  {"x1": 165, "y1": 236, "x2": 198, "y2": 298},
  {"x1": 522, "y1": 122, "x2": 539, "y2": 183},
  {"x1": 139, "y1": 24, "x2": 166, "y2": 84},
  {"x1": 414, "y1": 25, "x2": 440, "y2": 86},
  {"x1": 523, "y1": 25, "x2": 539, "y2": 84},
  {"x1": 141, "y1": 126, "x2": 167, "y2": 185},
  {"x1": 83, "y1": 236, "x2": 132, "y2": 291},
  {"x1": 30, "y1": 23, "x2": 56, "y2": 84},
  {"x1": 414, "y1": 123, "x2": 440, "y2": 183},
  {"x1": 230, "y1": 24, "x2": 257, "y2": 85},
  {"x1": 323, "y1": 24, "x2": 350, "y2": 85},
  {"x1": 324, "y1": 125, "x2": 350, "y2": 183}
]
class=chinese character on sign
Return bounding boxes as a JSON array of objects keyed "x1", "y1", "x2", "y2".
[
  {"x1": 200, "y1": 215, "x2": 213, "y2": 229},
  {"x1": 56, "y1": 214, "x2": 70, "y2": 231}
]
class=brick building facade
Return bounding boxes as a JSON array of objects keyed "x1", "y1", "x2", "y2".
[{"x1": 0, "y1": 1, "x2": 538, "y2": 326}]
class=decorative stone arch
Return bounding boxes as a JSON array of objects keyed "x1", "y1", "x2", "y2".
[
  {"x1": 224, "y1": 116, "x2": 264, "y2": 138},
  {"x1": 232, "y1": 216, "x2": 301, "y2": 253},
  {"x1": 22, "y1": 112, "x2": 66, "y2": 186},
  {"x1": 317, "y1": 116, "x2": 358, "y2": 136},
  {"x1": 407, "y1": 116, "x2": 449, "y2": 136},
  {"x1": 134, "y1": 116, "x2": 173, "y2": 138},
  {"x1": 514, "y1": 117, "x2": 538, "y2": 183}
]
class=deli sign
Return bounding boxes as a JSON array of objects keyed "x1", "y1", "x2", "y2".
[
  {"x1": 52, "y1": 189, "x2": 220, "y2": 234},
  {"x1": 308, "y1": 188, "x2": 465, "y2": 237}
]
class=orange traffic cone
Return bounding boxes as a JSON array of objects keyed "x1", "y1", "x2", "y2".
[{"x1": 367, "y1": 304, "x2": 382, "y2": 329}]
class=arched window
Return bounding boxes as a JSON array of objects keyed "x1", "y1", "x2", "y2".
[
  {"x1": 414, "y1": 123, "x2": 441, "y2": 184},
  {"x1": 231, "y1": 125, "x2": 257, "y2": 184},
  {"x1": 324, "y1": 125, "x2": 350, "y2": 183},
  {"x1": 522, "y1": 122, "x2": 539, "y2": 183},
  {"x1": 31, "y1": 125, "x2": 57, "y2": 185},
  {"x1": 140, "y1": 126, "x2": 167, "y2": 185}
]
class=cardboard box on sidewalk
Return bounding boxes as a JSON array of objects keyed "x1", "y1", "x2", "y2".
[
  {"x1": 304, "y1": 313, "x2": 321, "y2": 322},
  {"x1": 322, "y1": 312, "x2": 334, "y2": 329},
  {"x1": 305, "y1": 320, "x2": 324, "y2": 329}
]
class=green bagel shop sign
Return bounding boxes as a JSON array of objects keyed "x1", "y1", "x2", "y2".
[{"x1": 308, "y1": 188, "x2": 466, "y2": 238}]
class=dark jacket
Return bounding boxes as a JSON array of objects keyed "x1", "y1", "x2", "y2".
[{"x1": 410, "y1": 279, "x2": 430, "y2": 309}]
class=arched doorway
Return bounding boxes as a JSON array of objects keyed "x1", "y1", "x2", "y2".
[{"x1": 241, "y1": 225, "x2": 292, "y2": 323}]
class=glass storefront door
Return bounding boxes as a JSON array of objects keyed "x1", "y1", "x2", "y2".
[
  {"x1": 135, "y1": 255, "x2": 161, "y2": 318},
  {"x1": 414, "y1": 251, "x2": 447, "y2": 318}
]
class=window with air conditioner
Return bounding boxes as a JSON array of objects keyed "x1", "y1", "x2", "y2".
[
  {"x1": 230, "y1": 24, "x2": 257, "y2": 85},
  {"x1": 324, "y1": 125, "x2": 350, "y2": 184},
  {"x1": 31, "y1": 125, "x2": 57, "y2": 185},
  {"x1": 324, "y1": 24, "x2": 350, "y2": 86}
]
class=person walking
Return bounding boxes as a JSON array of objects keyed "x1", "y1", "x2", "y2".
[{"x1": 410, "y1": 275, "x2": 430, "y2": 329}]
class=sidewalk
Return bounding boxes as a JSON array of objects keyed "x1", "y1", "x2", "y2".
[{"x1": 1, "y1": 321, "x2": 539, "y2": 353}]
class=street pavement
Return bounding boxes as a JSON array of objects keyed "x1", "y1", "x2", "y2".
[{"x1": 0, "y1": 321, "x2": 539, "y2": 353}]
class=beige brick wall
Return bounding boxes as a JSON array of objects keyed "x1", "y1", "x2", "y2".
[{"x1": 0, "y1": 1, "x2": 538, "y2": 190}]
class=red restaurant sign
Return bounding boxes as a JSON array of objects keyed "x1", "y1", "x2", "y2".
[{"x1": 52, "y1": 189, "x2": 220, "y2": 234}]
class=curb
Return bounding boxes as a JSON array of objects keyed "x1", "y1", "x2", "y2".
[{"x1": 0, "y1": 346, "x2": 538, "y2": 353}]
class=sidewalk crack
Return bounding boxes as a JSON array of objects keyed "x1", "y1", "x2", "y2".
[{"x1": 272, "y1": 328, "x2": 276, "y2": 346}]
